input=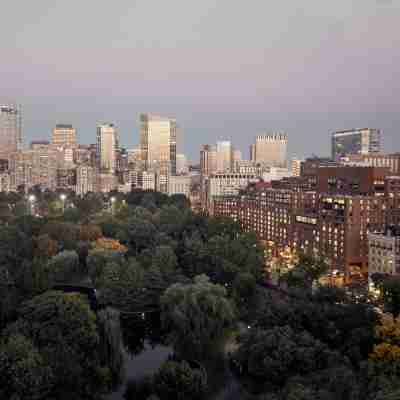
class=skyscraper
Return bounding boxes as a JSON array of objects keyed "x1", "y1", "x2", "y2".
[
  {"x1": 139, "y1": 113, "x2": 177, "y2": 174},
  {"x1": 200, "y1": 144, "x2": 217, "y2": 176},
  {"x1": 252, "y1": 133, "x2": 287, "y2": 168},
  {"x1": 52, "y1": 124, "x2": 77, "y2": 147},
  {"x1": 96, "y1": 123, "x2": 117, "y2": 172},
  {"x1": 0, "y1": 104, "x2": 22, "y2": 160},
  {"x1": 331, "y1": 128, "x2": 381, "y2": 161},
  {"x1": 216, "y1": 141, "x2": 232, "y2": 172}
]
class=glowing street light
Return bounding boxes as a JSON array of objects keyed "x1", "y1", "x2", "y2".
[
  {"x1": 27, "y1": 195, "x2": 35, "y2": 215},
  {"x1": 60, "y1": 194, "x2": 66, "y2": 213},
  {"x1": 110, "y1": 197, "x2": 116, "y2": 215}
]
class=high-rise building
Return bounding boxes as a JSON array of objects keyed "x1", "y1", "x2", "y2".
[
  {"x1": 216, "y1": 141, "x2": 232, "y2": 172},
  {"x1": 0, "y1": 104, "x2": 22, "y2": 160},
  {"x1": 176, "y1": 153, "x2": 188, "y2": 175},
  {"x1": 252, "y1": 134, "x2": 287, "y2": 167},
  {"x1": 96, "y1": 123, "x2": 117, "y2": 173},
  {"x1": 52, "y1": 124, "x2": 77, "y2": 147},
  {"x1": 139, "y1": 113, "x2": 177, "y2": 174},
  {"x1": 332, "y1": 128, "x2": 381, "y2": 161},
  {"x1": 76, "y1": 165, "x2": 95, "y2": 195},
  {"x1": 200, "y1": 145, "x2": 217, "y2": 176}
]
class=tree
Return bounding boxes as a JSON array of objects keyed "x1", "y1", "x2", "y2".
[
  {"x1": 0, "y1": 334, "x2": 53, "y2": 400},
  {"x1": 161, "y1": 274, "x2": 235, "y2": 359},
  {"x1": 47, "y1": 250, "x2": 80, "y2": 283},
  {"x1": 154, "y1": 360, "x2": 207, "y2": 400},
  {"x1": 94, "y1": 237, "x2": 128, "y2": 253},
  {"x1": 124, "y1": 217, "x2": 157, "y2": 255},
  {"x1": 97, "y1": 308, "x2": 123, "y2": 380},
  {"x1": 151, "y1": 245, "x2": 178, "y2": 276},
  {"x1": 34, "y1": 234, "x2": 58, "y2": 259},
  {"x1": 235, "y1": 325, "x2": 345, "y2": 386},
  {"x1": 169, "y1": 194, "x2": 191, "y2": 210},
  {"x1": 79, "y1": 224, "x2": 103, "y2": 242},
  {"x1": 41, "y1": 221, "x2": 79, "y2": 250},
  {"x1": 87, "y1": 248, "x2": 124, "y2": 286},
  {"x1": 382, "y1": 277, "x2": 400, "y2": 317},
  {"x1": 370, "y1": 314, "x2": 400, "y2": 364},
  {"x1": 281, "y1": 253, "x2": 328, "y2": 289},
  {"x1": 97, "y1": 258, "x2": 146, "y2": 310},
  {"x1": 232, "y1": 272, "x2": 257, "y2": 316},
  {"x1": 8, "y1": 291, "x2": 109, "y2": 398}
]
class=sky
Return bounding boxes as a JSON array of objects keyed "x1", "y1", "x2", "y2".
[{"x1": 1, "y1": 0, "x2": 399, "y2": 162}]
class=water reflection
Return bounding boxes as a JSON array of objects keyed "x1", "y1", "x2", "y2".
[{"x1": 106, "y1": 311, "x2": 172, "y2": 400}]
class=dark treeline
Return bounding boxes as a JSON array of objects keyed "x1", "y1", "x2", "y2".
[{"x1": 0, "y1": 189, "x2": 399, "y2": 399}]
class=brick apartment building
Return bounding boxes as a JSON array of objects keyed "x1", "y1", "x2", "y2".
[{"x1": 213, "y1": 165, "x2": 399, "y2": 275}]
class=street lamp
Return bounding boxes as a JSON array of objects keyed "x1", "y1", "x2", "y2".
[
  {"x1": 60, "y1": 194, "x2": 66, "y2": 213},
  {"x1": 110, "y1": 197, "x2": 116, "y2": 216},
  {"x1": 28, "y1": 195, "x2": 35, "y2": 215}
]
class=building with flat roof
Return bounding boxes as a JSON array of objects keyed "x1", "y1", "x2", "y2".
[
  {"x1": 251, "y1": 133, "x2": 287, "y2": 168},
  {"x1": 0, "y1": 104, "x2": 22, "y2": 160},
  {"x1": 332, "y1": 128, "x2": 381, "y2": 161},
  {"x1": 368, "y1": 227, "x2": 400, "y2": 279},
  {"x1": 52, "y1": 124, "x2": 77, "y2": 147}
]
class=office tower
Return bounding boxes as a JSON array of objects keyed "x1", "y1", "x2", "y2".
[
  {"x1": 216, "y1": 141, "x2": 232, "y2": 172},
  {"x1": 200, "y1": 144, "x2": 217, "y2": 176},
  {"x1": 250, "y1": 144, "x2": 256, "y2": 162},
  {"x1": 0, "y1": 104, "x2": 22, "y2": 160},
  {"x1": 332, "y1": 128, "x2": 381, "y2": 161},
  {"x1": 9, "y1": 145, "x2": 58, "y2": 191},
  {"x1": 291, "y1": 158, "x2": 304, "y2": 177},
  {"x1": 252, "y1": 133, "x2": 287, "y2": 168},
  {"x1": 176, "y1": 153, "x2": 188, "y2": 175},
  {"x1": 139, "y1": 113, "x2": 177, "y2": 174},
  {"x1": 96, "y1": 123, "x2": 117, "y2": 172},
  {"x1": 52, "y1": 124, "x2": 77, "y2": 147},
  {"x1": 76, "y1": 165, "x2": 95, "y2": 195}
]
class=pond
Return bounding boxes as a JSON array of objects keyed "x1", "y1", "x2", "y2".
[
  {"x1": 105, "y1": 311, "x2": 173, "y2": 400},
  {"x1": 105, "y1": 311, "x2": 246, "y2": 400}
]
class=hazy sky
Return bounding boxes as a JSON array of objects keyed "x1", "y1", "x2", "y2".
[{"x1": 1, "y1": 0, "x2": 399, "y2": 161}]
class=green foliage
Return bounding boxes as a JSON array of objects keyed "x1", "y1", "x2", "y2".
[
  {"x1": 153, "y1": 360, "x2": 207, "y2": 400},
  {"x1": 161, "y1": 274, "x2": 235, "y2": 359},
  {"x1": 281, "y1": 253, "x2": 328, "y2": 289},
  {"x1": 152, "y1": 245, "x2": 178, "y2": 276},
  {"x1": 87, "y1": 248, "x2": 124, "y2": 285},
  {"x1": 97, "y1": 307, "x2": 124, "y2": 379},
  {"x1": 47, "y1": 250, "x2": 80, "y2": 283},
  {"x1": 236, "y1": 325, "x2": 346, "y2": 386},
  {"x1": 97, "y1": 258, "x2": 146, "y2": 310},
  {"x1": 8, "y1": 291, "x2": 111, "y2": 398},
  {"x1": 0, "y1": 334, "x2": 53, "y2": 400},
  {"x1": 255, "y1": 291, "x2": 379, "y2": 366},
  {"x1": 382, "y1": 277, "x2": 400, "y2": 317},
  {"x1": 41, "y1": 221, "x2": 79, "y2": 250}
]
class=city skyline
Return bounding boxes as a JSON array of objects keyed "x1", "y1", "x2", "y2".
[{"x1": 1, "y1": 0, "x2": 399, "y2": 160}]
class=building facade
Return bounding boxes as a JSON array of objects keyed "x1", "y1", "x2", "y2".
[
  {"x1": 251, "y1": 134, "x2": 287, "y2": 168},
  {"x1": 368, "y1": 227, "x2": 400, "y2": 279},
  {"x1": 140, "y1": 113, "x2": 177, "y2": 174},
  {"x1": 0, "y1": 104, "x2": 22, "y2": 160},
  {"x1": 52, "y1": 124, "x2": 77, "y2": 147},
  {"x1": 168, "y1": 175, "x2": 191, "y2": 197},
  {"x1": 96, "y1": 123, "x2": 117, "y2": 173},
  {"x1": 332, "y1": 128, "x2": 381, "y2": 161}
]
